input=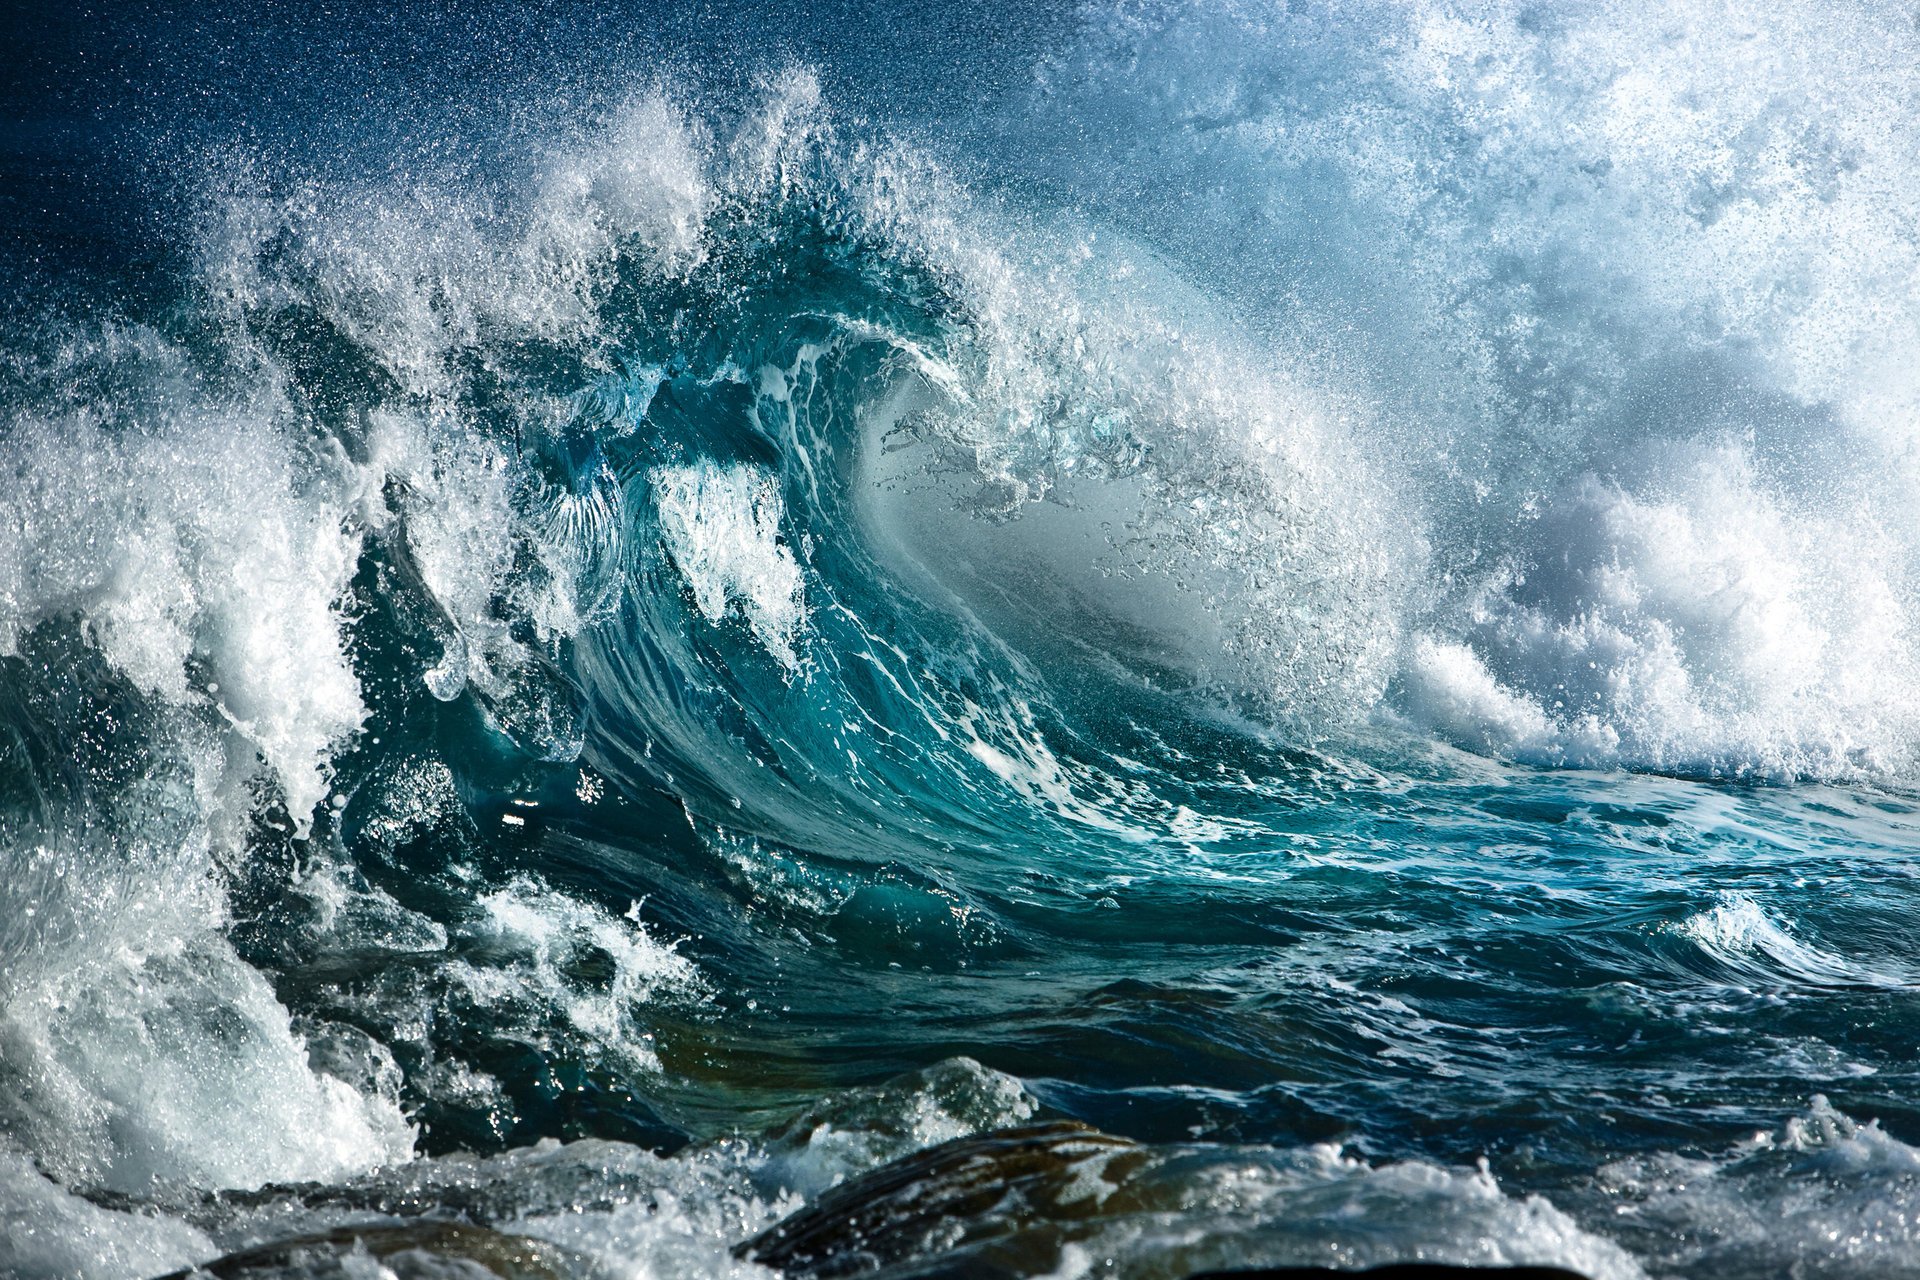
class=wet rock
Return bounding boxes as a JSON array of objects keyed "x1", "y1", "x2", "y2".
[
  {"x1": 1186, "y1": 1269, "x2": 1591, "y2": 1280},
  {"x1": 737, "y1": 1122, "x2": 1603, "y2": 1280},
  {"x1": 737, "y1": 1120, "x2": 1146, "y2": 1278},
  {"x1": 150, "y1": 1221, "x2": 587, "y2": 1279}
]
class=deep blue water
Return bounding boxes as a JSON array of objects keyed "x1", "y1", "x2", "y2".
[{"x1": 5, "y1": 3, "x2": 1920, "y2": 1278}]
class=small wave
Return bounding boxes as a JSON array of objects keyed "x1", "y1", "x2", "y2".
[{"x1": 1673, "y1": 894, "x2": 1909, "y2": 989}]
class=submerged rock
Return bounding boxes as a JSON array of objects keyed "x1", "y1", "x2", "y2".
[{"x1": 150, "y1": 1221, "x2": 587, "y2": 1280}]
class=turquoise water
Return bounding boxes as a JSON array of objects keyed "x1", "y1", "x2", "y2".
[{"x1": 5, "y1": 3, "x2": 1920, "y2": 1277}]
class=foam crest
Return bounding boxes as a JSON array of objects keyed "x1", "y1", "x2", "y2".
[
  {"x1": 535, "y1": 92, "x2": 713, "y2": 276},
  {"x1": 652, "y1": 462, "x2": 807, "y2": 668},
  {"x1": 186, "y1": 95, "x2": 720, "y2": 754},
  {"x1": 200, "y1": 87, "x2": 712, "y2": 396},
  {"x1": 0, "y1": 333, "x2": 366, "y2": 829},
  {"x1": 1672, "y1": 894, "x2": 1908, "y2": 989}
]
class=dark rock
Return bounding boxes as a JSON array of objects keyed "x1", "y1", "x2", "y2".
[{"x1": 737, "y1": 1120, "x2": 1146, "y2": 1278}]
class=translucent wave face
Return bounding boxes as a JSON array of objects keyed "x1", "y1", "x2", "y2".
[{"x1": 2, "y1": 14, "x2": 1915, "y2": 894}]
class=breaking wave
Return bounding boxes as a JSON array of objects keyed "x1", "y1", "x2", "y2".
[{"x1": 5, "y1": 1, "x2": 1920, "y2": 1276}]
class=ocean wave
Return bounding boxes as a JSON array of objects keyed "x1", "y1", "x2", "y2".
[{"x1": 5, "y1": 3, "x2": 1920, "y2": 1276}]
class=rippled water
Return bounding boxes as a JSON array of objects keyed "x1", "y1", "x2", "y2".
[{"x1": 4, "y1": 2, "x2": 1920, "y2": 1277}]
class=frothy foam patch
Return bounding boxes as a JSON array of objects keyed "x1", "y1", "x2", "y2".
[
  {"x1": 0, "y1": 1153, "x2": 212, "y2": 1280},
  {"x1": 0, "y1": 331, "x2": 414, "y2": 1209},
  {"x1": 0, "y1": 932, "x2": 412, "y2": 1195},
  {"x1": 198, "y1": 87, "x2": 711, "y2": 399},
  {"x1": 126, "y1": 1059, "x2": 1035, "y2": 1280},
  {"x1": 1095, "y1": 1144, "x2": 1648, "y2": 1280},
  {"x1": 0, "y1": 332, "x2": 366, "y2": 830},
  {"x1": 181, "y1": 1136, "x2": 788, "y2": 1280},
  {"x1": 1598, "y1": 1097, "x2": 1920, "y2": 1276},
  {"x1": 534, "y1": 91, "x2": 713, "y2": 278},
  {"x1": 762, "y1": 1057, "x2": 1040, "y2": 1196},
  {"x1": 1402, "y1": 441, "x2": 1918, "y2": 776},
  {"x1": 652, "y1": 461, "x2": 807, "y2": 668},
  {"x1": 458, "y1": 875, "x2": 702, "y2": 1072},
  {"x1": 186, "y1": 92, "x2": 709, "y2": 755}
]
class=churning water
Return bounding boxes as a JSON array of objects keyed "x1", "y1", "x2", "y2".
[{"x1": 5, "y1": 2, "x2": 1920, "y2": 1276}]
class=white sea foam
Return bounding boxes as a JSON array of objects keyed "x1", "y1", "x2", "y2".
[
  {"x1": 1402, "y1": 442, "x2": 1918, "y2": 775},
  {"x1": 1674, "y1": 894, "x2": 1908, "y2": 989},
  {"x1": 164, "y1": 31, "x2": 1920, "y2": 778},
  {"x1": 189, "y1": 89, "x2": 709, "y2": 749},
  {"x1": 0, "y1": 332, "x2": 366, "y2": 831},
  {"x1": 1598, "y1": 1097, "x2": 1920, "y2": 1276},
  {"x1": 115, "y1": 1058, "x2": 1035, "y2": 1280},
  {"x1": 92, "y1": 5, "x2": 1920, "y2": 787},
  {"x1": 652, "y1": 461, "x2": 808, "y2": 668},
  {"x1": 198, "y1": 89, "x2": 710, "y2": 398},
  {"x1": 0, "y1": 931, "x2": 412, "y2": 1196},
  {"x1": 533, "y1": 91, "x2": 713, "y2": 279},
  {"x1": 0, "y1": 331, "x2": 416, "y2": 1219},
  {"x1": 0, "y1": 1153, "x2": 212, "y2": 1280},
  {"x1": 1086, "y1": 1144, "x2": 1648, "y2": 1280},
  {"x1": 456, "y1": 875, "x2": 702, "y2": 1072},
  {"x1": 4, "y1": 15, "x2": 1920, "y2": 1275}
]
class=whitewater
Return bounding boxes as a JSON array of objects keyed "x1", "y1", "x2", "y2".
[{"x1": 3, "y1": 1, "x2": 1920, "y2": 1276}]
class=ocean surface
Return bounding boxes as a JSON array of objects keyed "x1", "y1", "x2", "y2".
[{"x1": 5, "y1": 2, "x2": 1920, "y2": 1276}]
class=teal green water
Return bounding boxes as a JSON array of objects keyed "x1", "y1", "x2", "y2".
[{"x1": 4, "y1": 3, "x2": 1920, "y2": 1277}]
